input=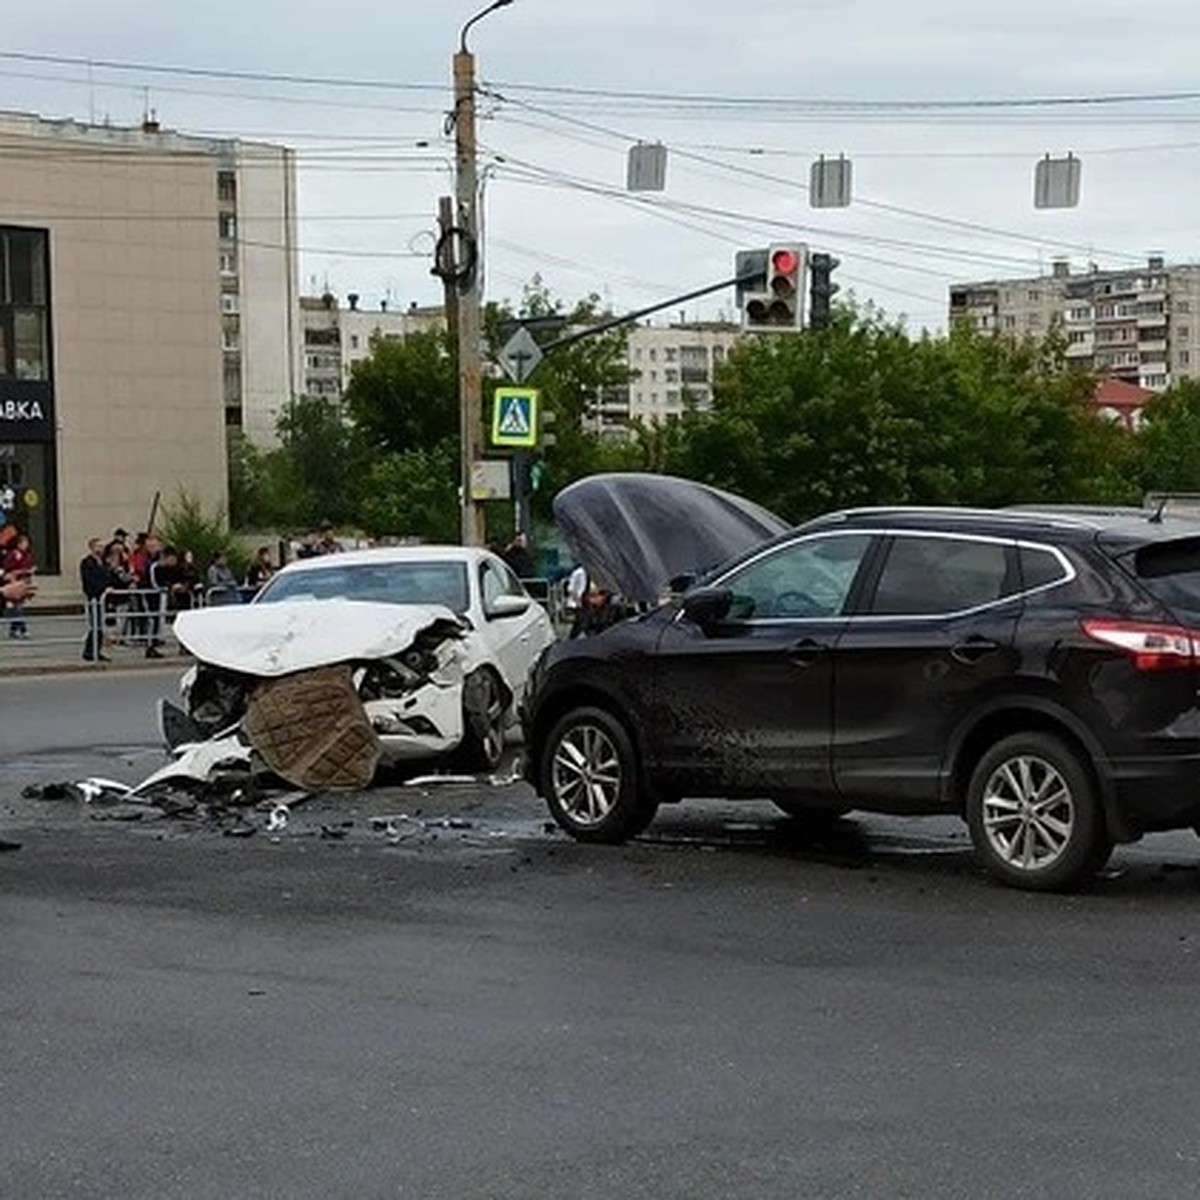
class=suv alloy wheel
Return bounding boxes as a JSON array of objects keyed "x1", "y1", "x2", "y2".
[
  {"x1": 966, "y1": 731, "x2": 1112, "y2": 891},
  {"x1": 542, "y1": 706, "x2": 656, "y2": 842}
]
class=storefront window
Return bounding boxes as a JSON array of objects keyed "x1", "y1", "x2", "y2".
[{"x1": 0, "y1": 443, "x2": 57, "y2": 574}]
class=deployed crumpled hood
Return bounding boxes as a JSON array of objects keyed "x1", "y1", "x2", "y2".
[
  {"x1": 174, "y1": 600, "x2": 465, "y2": 677},
  {"x1": 553, "y1": 473, "x2": 789, "y2": 603}
]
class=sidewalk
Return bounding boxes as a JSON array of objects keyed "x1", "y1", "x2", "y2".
[{"x1": 0, "y1": 611, "x2": 191, "y2": 677}]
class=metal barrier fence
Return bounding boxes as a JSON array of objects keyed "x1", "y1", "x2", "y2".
[{"x1": 1, "y1": 587, "x2": 187, "y2": 664}]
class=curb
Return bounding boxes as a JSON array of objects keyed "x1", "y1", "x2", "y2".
[{"x1": 0, "y1": 656, "x2": 193, "y2": 679}]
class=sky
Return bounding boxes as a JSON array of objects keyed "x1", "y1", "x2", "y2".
[{"x1": 4, "y1": 0, "x2": 1200, "y2": 330}]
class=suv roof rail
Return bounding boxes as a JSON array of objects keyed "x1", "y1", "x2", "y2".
[{"x1": 814, "y1": 505, "x2": 1099, "y2": 531}]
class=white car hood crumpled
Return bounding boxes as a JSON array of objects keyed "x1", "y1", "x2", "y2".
[{"x1": 173, "y1": 599, "x2": 467, "y2": 677}]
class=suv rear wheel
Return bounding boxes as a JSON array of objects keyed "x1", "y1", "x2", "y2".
[
  {"x1": 542, "y1": 706, "x2": 654, "y2": 842},
  {"x1": 966, "y1": 731, "x2": 1110, "y2": 891}
]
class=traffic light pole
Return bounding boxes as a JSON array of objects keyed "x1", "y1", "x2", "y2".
[{"x1": 539, "y1": 272, "x2": 764, "y2": 355}]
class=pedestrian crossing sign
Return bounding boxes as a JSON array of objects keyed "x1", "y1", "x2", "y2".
[{"x1": 491, "y1": 387, "x2": 539, "y2": 448}]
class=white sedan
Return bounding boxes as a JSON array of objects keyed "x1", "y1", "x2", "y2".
[{"x1": 171, "y1": 545, "x2": 556, "y2": 773}]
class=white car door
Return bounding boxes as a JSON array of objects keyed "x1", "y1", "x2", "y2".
[{"x1": 476, "y1": 557, "x2": 554, "y2": 700}]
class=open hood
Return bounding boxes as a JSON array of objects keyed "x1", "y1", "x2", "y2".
[
  {"x1": 174, "y1": 600, "x2": 464, "y2": 677},
  {"x1": 553, "y1": 473, "x2": 789, "y2": 603}
]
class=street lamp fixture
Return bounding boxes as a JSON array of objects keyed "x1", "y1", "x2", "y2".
[{"x1": 460, "y1": 0, "x2": 514, "y2": 53}]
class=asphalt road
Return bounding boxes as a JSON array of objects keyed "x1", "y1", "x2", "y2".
[{"x1": 5, "y1": 673, "x2": 1200, "y2": 1199}]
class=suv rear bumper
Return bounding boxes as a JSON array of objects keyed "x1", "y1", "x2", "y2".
[{"x1": 1109, "y1": 754, "x2": 1200, "y2": 836}]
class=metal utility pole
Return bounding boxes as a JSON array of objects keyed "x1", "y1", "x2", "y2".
[{"x1": 452, "y1": 0, "x2": 512, "y2": 546}]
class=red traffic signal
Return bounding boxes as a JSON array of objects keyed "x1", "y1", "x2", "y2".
[
  {"x1": 770, "y1": 247, "x2": 800, "y2": 279},
  {"x1": 737, "y1": 243, "x2": 807, "y2": 332}
]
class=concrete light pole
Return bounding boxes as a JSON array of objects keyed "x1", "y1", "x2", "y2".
[{"x1": 454, "y1": 0, "x2": 512, "y2": 545}]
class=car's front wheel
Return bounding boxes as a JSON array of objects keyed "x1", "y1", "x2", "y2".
[
  {"x1": 966, "y1": 731, "x2": 1110, "y2": 891},
  {"x1": 541, "y1": 706, "x2": 651, "y2": 842},
  {"x1": 456, "y1": 669, "x2": 507, "y2": 772}
]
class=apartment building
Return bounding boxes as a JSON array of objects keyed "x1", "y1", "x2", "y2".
[
  {"x1": 949, "y1": 256, "x2": 1200, "y2": 393},
  {"x1": 301, "y1": 292, "x2": 445, "y2": 403},
  {"x1": 618, "y1": 321, "x2": 742, "y2": 434}
]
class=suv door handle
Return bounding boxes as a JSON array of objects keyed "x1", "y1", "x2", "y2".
[
  {"x1": 951, "y1": 636, "x2": 999, "y2": 665},
  {"x1": 787, "y1": 638, "x2": 829, "y2": 667}
]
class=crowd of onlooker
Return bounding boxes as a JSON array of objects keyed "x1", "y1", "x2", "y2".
[{"x1": 76, "y1": 528, "x2": 288, "y2": 662}]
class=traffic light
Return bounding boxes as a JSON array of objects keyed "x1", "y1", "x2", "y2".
[
  {"x1": 808, "y1": 252, "x2": 841, "y2": 330},
  {"x1": 741, "y1": 243, "x2": 806, "y2": 332}
]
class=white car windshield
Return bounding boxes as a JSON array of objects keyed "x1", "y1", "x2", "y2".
[{"x1": 255, "y1": 560, "x2": 471, "y2": 614}]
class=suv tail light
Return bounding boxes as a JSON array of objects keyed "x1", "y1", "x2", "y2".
[{"x1": 1082, "y1": 618, "x2": 1200, "y2": 670}]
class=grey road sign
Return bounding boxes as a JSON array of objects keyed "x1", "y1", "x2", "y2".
[
  {"x1": 627, "y1": 142, "x2": 668, "y2": 192},
  {"x1": 499, "y1": 326, "x2": 543, "y2": 383},
  {"x1": 1035, "y1": 154, "x2": 1081, "y2": 209},
  {"x1": 810, "y1": 155, "x2": 853, "y2": 208}
]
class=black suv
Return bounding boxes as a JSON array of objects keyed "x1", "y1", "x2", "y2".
[{"x1": 525, "y1": 504, "x2": 1200, "y2": 890}]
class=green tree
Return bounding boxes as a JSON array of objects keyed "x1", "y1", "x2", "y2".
[
  {"x1": 664, "y1": 304, "x2": 1136, "y2": 521},
  {"x1": 343, "y1": 329, "x2": 458, "y2": 455},
  {"x1": 1138, "y1": 379, "x2": 1200, "y2": 496},
  {"x1": 265, "y1": 395, "x2": 366, "y2": 528},
  {"x1": 359, "y1": 445, "x2": 461, "y2": 543}
]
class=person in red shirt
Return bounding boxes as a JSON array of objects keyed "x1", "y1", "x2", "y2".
[{"x1": 4, "y1": 532, "x2": 34, "y2": 638}]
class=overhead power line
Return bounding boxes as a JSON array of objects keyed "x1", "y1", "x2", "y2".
[
  {"x1": 0, "y1": 50, "x2": 444, "y2": 93},
  {"x1": 5, "y1": 49, "x2": 1199, "y2": 112},
  {"x1": 486, "y1": 78, "x2": 1200, "y2": 112}
]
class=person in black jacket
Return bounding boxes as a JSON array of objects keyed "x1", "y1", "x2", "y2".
[{"x1": 80, "y1": 537, "x2": 113, "y2": 662}]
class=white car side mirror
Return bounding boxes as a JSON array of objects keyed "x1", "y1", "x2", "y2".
[{"x1": 486, "y1": 594, "x2": 531, "y2": 619}]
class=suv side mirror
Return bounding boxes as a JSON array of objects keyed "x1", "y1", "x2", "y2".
[
  {"x1": 681, "y1": 586, "x2": 732, "y2": 630},
  {"x1": 486, "y1": 593, "x2": 531, "y2": 620}
]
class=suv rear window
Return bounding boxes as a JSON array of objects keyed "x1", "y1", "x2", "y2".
[{"x1": 1127, "y1": 538, "x2": 1200, "y2": 621}]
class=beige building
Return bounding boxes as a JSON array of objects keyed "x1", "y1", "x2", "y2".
[
  {"x1": 301, "y1": 292, "x2": 445, "y2": 403},
  {"x1": 0, "y1": 110, "x2": 298, "y2": 596},
  {"x1": 950, "y1": 256, "x2": 1200, "y2": 393}
]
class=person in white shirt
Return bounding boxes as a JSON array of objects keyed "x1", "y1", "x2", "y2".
[{"x1": 565, "y1": 564, "x2": 588, "y2": 614}]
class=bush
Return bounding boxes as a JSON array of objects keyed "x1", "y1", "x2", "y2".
[{"x1": 159, "y1": 490, "x2": 250, "y2": 579}]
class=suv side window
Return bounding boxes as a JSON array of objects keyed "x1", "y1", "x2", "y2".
[
  {"x1": 722, "y1": 533, "x2": 872, "y2": 620},
  {"x1": 869, "y1": 535, "x2": 1015, "y2": 616}
]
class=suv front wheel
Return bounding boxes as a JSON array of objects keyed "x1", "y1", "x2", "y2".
[
  {"x1": 541, "y1": 706, "x2": 655, "y2": 842},
  {"x1": 966, "y1": 731, "x2": 1111, "y2": 891}
]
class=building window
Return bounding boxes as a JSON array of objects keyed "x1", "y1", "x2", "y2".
[
  {"x1": 219, "y1": 252, "x2": 237, "y2": 277},
  {"x1": 1177, "y1": 301, "x2": 1192, "y2": 314},
  {"x1": 222, "y1": 328, "x2": 240, "y2": 352},
  {"x1": 1179, "y1": 326, "x2": 1191, "y2": 340},
  {"x1": 1004, "y1": 315, "x2": 1017, "y2": 330},
  {"x1": 220, "y1": 293, "x2": 240, "y2": 315},
  {"x1": 217, "y1": 171, "x2": 237, "y2": 203},
  {"x1": 649, "y1": 349, "x2": 657, "y2": 361},
  {"x1": 1181, "y1": 350, "x2": 1191, "y2": 366},
  {"x1": 350, "y1": 335, "x2": 359, "y2": 350},
  {"x1": 1027, "y1": 290, "x2": 1040, "y2": 302},
  {"x1": 0, "y1": 229, "x2": 50, "y2": 381},
  {"x1": 664, "y1": 347, "x2": 678, "y2": 363},
  {"x1": 219, "y1": 213, "x2": 237, "y2": 240}
]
